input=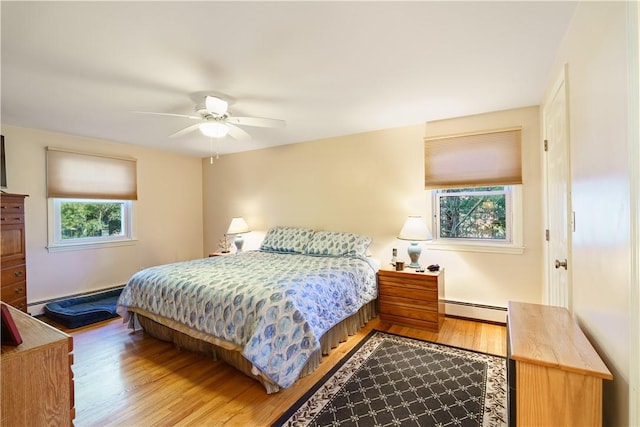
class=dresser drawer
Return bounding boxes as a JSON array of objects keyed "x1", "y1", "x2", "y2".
[
  {"x1": 2, "y1": 294, "x2": 27, "y2": 312},
  {"x1": 0, "y1": 201, "x2": 25, "y2": 225},
  {"x1": 2, "y1": 280, "x2": 27, "y2": 300},
  {"x1": 2, "y1": 265, "x2": 26, "y2": 285}
]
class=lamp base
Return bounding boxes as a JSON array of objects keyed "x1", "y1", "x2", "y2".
[
  {"x1": 234, "y1": 235, "x2": 244, "y2": 253},
  {"x1": 407, "y1": 242, "x2": 422, "y2": 268}
]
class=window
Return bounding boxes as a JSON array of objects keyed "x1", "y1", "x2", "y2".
[
  {"x1": 431, "y1": 185, "x2": 523, "y2": 254},
  {"x1": 46, "y1": 148, "x2": 137, "y2": 252},
  {"x1": 425, "y1": 127, "x2": 524, "y2": 254},
  {"x1": 49, "y1": 199, "x2": 133, "y2": 250}
]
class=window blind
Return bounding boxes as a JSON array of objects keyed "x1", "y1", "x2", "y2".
[
  {"x1": 46, "y1": 147, "x2": 138, "y2": 200},
  {"x1": 424, "y1": 127, "x2": 522, "y2": 189}
]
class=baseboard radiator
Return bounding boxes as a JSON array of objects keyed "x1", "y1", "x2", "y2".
[
  {"x1": 28, "y1": 285, "x2": 126, "y2": 316},
  {"x1": 444, "y1": 300, "x2": 507, "y2": 324}
]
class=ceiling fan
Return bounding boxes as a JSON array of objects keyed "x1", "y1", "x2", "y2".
[{"x1": 137, "y1": 95, "x2": 286, "y2": 140}]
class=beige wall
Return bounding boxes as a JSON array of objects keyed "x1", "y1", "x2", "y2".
[
  {"x1": 424, "y1": 107, "x2": 543, "y2": 308},
  {"x1": 1, "y1": 125, "x2": 204, "y2": 313},
  {"x1": 544, "y1": 2, "x2": 634, "y2": 424},
  {"x1": 203, "y1": 105, "x2": 543, "y2": 317}
]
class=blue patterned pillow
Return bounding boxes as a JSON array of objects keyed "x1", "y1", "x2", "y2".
[
  {"x1": 305, "y1": 231, "x2": 372, "y2": 257},
  {"x1": 259, "y1": 226, "x2": 315, "y2": 254}
]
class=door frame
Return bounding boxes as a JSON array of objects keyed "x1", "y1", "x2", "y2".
[
  {"x1": 542, "y1": 65, "x2": 572, "y2": 310},
  {"x1": 627, "y1": 1, "x2": 639, "y2": 423}
]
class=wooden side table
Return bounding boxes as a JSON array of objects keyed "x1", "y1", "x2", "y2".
[
  {"x1": 208, "y1": 252, "x2": 231, "y2": 257},
  {"x1": 377, "y1": 266, "x2": 444, "y2": 332}
]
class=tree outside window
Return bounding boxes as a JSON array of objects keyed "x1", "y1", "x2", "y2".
[
  {"x1": 60, "y1": 201, "x2": 124, "y2": 239},
  {"x1": 435, "y1": 186, "x2": 510, "y2": 241}
]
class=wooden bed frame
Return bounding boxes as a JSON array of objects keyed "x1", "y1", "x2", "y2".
[{"x1": 125, "y1": 299, "x2": 377, "y2": 393}]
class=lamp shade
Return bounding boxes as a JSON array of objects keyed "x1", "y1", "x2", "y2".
[
  {"x1": 200, "y1": 122, "x2": 229, "y2": 138},
  {"x1": 398, "y1": 216, "x2": 432, "y2": 241},
  {"x1": 226, "y1": 217, "x2": 251, "y2": 235}
]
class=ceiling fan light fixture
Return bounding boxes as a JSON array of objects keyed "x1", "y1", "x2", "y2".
[
  {"x1": 205, "y1": 96, "x2": 228, "y2": 116},
  {"x1": 200, "y1": 122, "x2": 229, "y2": 138}
]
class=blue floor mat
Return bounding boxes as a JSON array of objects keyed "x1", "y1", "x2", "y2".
[{"x1": 44, "y1": 288, "x2": 122, "y2": 328}]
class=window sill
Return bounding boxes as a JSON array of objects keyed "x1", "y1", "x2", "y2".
[
  {"x1": 428, "y1": 241, "x2": 524, "y2": 255},
  {"x1": 46, "y1": 239, "x2": 138, "y2": 253}
]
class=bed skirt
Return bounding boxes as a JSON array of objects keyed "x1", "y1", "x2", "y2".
[{"x1": 128, "y1": 299, "x2": 377, "y2": 393}]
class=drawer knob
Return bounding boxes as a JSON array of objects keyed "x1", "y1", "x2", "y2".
[
  {"x1": 14, "y1": 270, "x2": 23, "y2": 277},
  {"x1": 14, "y1": 287, "x2": 24, "y2": 295}
]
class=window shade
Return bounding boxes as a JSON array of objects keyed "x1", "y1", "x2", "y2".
[
  {"x1": 47, "y1": 148, "x2": 138, "y2": 200},
  {"x1": 424, "y1": 127, "x2": 522, "y2": 189}
]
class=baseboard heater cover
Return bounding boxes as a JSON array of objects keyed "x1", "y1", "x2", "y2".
[{"x1": 444, "y1": 300, "x2": 507, "y2": 324}]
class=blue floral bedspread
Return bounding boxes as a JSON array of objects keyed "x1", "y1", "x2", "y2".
[{"x1": 117, "y1": 250, "x2": 378, "y2": 388}]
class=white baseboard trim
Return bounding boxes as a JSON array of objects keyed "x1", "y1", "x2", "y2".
[
  {"x1": 444, "y1": 300, "x2": 507, "y2": 324},
  {"x1": 28, "y1": 285, "x2": 125, "y2": 316}
]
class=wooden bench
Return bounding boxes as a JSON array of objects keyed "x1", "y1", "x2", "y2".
[{"x1": 507, "y1": 301, "x2": 613, "y2": 426}]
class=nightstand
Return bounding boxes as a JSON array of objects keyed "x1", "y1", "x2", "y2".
[
  {"x1": 208, "y1": 252, "x2": 231, "y2": 257},
  {"x1": 377, "y1": 266, "x2": 445, "y2": 332}
]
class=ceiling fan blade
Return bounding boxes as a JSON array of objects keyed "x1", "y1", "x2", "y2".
[
  {"x1": 133, "y1": 111, "x2": 201, "y2": 120},
  {"x1": 169, "y1": 123, "x2": 202, "y2": 138},
  {"x1": 227, "y1": 116, "x2": 286, "y2": 128},
  {"x1": 226, "y1": 123, "x2": 251, "y2": 140},
  {"x1": 205, "y1": 96, "x2": 229, "y2": 116}
]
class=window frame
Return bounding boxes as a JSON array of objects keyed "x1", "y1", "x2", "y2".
[
  {"x1": 430, "y1": 185, "x2": 524, "y2": 254},
  {"x1": 47, "y1": 198, "x2": 136, "y2": 252}
]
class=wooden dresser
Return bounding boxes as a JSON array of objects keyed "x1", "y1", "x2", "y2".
[
  {"x1": 377, "y1": 266, "x2": 444, "y2": 332},
  {"x1": 1, "y1": 193, "x2": 28, "y2": 312},
  {"x1": 507, "y1": 301, "x2": 612, "y2": 426},
  {"x1": 1, "y1": 302, "x2": 75, "y2": 426}
]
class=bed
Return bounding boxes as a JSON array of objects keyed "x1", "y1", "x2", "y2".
[{"x1": 116, "y1": 226, "x2": 379, "y2": 393}]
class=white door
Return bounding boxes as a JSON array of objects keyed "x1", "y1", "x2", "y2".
[{"x1": 543, "y1": 68, "x2": 571, "y2": 309}]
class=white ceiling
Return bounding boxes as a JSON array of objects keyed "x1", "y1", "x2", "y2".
[{"x1": 1, "y1": 1, "x2": 577, "y2": 158}]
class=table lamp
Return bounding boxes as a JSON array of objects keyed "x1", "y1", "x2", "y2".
[
  {"x1": 397, "y1": 216, "x2": 432, "y2": 268},
  {"x1": 226, "y1": 217, "x2": 251, "y2": 253}
]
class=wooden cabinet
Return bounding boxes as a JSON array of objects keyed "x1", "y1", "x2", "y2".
[
  {"x1": 1, "y1": 302, "x2": 75, "y2": 426},
  {"x1": 377, "y1": 266, "x2": 444, "y2": 332},
  {"x1": 1, "y1": 193, "x2": 28, "y2": 312},
  {"x1": 507, "y1": 301, "x2": 612, "y2": 426}
]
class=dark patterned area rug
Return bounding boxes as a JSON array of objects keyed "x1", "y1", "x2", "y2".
[{"x1": 273, "y1": 330, "x2": 507, "y2": 427}]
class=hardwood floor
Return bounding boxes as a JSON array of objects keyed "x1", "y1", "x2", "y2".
[{"x1": 53, "y1": 315, "x2": 506, "y2": 426}]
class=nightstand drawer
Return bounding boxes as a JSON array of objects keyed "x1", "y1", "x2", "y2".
[
  {"x1": 379, "y1": 298, "x2": 439, "y2": 320},
  {"x1": 379, "y1": 312, "x2": 441, "y2": 331},
  {"x1": 378, "y1": 273, "x2": 438, "y2": 288},
  {"x1": 378, "y1": 284, "x2": 438, "y2": 302},
  {"x1": 379, "y1": 293, "x2": 438, "y2": 312}
]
